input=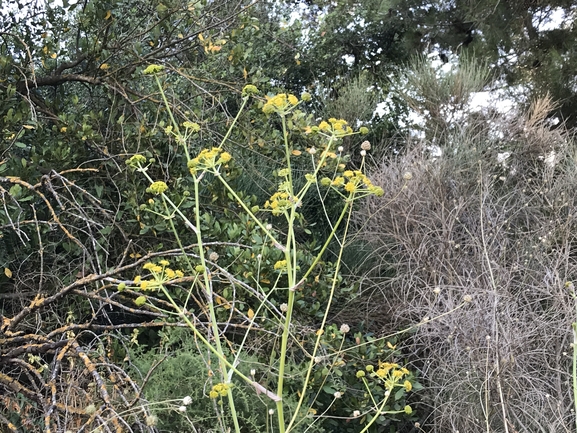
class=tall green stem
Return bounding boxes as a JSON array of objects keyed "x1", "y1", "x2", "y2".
[
  {"x1": 286, "y1": 202, "x2": 353, "y2": 432},
  {"x1": 192, "y1": 176, "x2": 242, "y2": 433},
  {"x1": 217, "y1": 96, "x2": 250, "y2": 149},
  {"x1": 274, "y1": 115, "x2": 299, "y2": 433}
]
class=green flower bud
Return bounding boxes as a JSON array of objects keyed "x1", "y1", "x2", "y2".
[
  {"x1": 126, "y1": 154, "x2": 147, "y2": 169},
  {"x1": 262, "y1": 103, "x2": 275, "y2": 115},
  {"x1": 182, "y1": 121, "x2": 201, "y2": 132},
  {"x1": 242, "y1": 84, "x2": 259, "y2": 97},
  {"x1": 134, "y1": 295, "x2": 147, "y2": 306},
  {"x1": 143, "y1": 64, "x2": 165, "y2": 75}
]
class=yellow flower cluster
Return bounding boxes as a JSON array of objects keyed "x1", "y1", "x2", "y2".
[
  {"x1": 130, "y1": 260, "x2": 184, "y2": 292},
  {"x1": 147, "y1": 181, "x2": 168, "y2": 195},
  {"x1": 125, "y1": 154, "x2": 147, "y2": 169},
  {"x1": 273, "y1": 260, "x2": 287, "y2": 271},
  {"x1": 264, "y1": 191, "x2": 294, "y2": 216},
  {"x1": 368, "y1": 361, "x2": 411, "y2": 392},
  {"x1": 144, "y1": 260, "x2": 183, "y2": 279},
  {"x1": 188, "y1": 147, "x2": 232, "y2": 175},
  {"x1": 321, "y1": 170, "x2": 384, "y2": 196},
  {"x1": 209, "y1": 383, "x2": 229, "y2": 399},
  {"x1": 182, "y1": 121, "x2": 201, "y2": 132},
  {"x1": 262, "y1": 93, "x2": 300, "y2": 115},
  {"x1": 314, "y1": 118, "x2": 353, "y2": 137}
]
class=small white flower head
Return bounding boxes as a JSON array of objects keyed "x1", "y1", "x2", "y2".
[
  {"x1": 182, "y1": 395, "x2": 192, "y2": 405},
  {"x1": 353, "y1": 410, "x2": 361, "y2": 417},
  {"x1": 340, "y1": 323, "x2": 350, "y2": 333},
  {"x1": 250, "y1": 369, "x2": 256, "y2": 377},
  {"x1": 360, "y1": 150, "x2": 367, "y2": 157},
  {"x1": 208, "y1": 252, "x2": 219, "y2": 262},
  {"x1": 333, "y1": 391, "x2": 342, "y2": 399},
  {"x1": 361, "y1": 141, "x2": 371, "y2": 151},
  {"x1": 463, "y1": 294, "x2": 473, "y2": 303},
  {"x1": 308, "y1": 147, "x2": 317, "y2": 155},
  {"x1": 314, "y1": 356, "x2": 323, "y2": 364},
  {"x1": 384, "y1": 390, "x2": 391, "y2": 397},
  {"x1": 280, "y1": 303, "x2": 288, "y2": 312},
  {"x1": 269, "y1": 409, "x2": 275, "y2": 415},
  {"x1": 146, "y1": 414, "x2": 159, "y2": 426},
  {"x1": 338, "y1": 146, "x2": 344, "y2": 152},
  {"x1": 403, "y1": 172, "x2": 413, "y2": 181},
  {"x1": 178, "y1": 406, "x2": 187, "y2": 413},
  {"x1": 266, "y1": 223, "x2": 273, "y2": 230},
  {"x1": 256, "y1": 254, "x2": 262, "y2": 261},
  {"x1": 433, "y1": 287, "x2": 441, "y2": 294},
  {"x1": 497, "y1": 152, "x2": 511, "y2": 164},
  {"x1": 421, "y1": 316, "x2": 430, "y2": 323},
  {"x1": 544, "y1": 150, "x2": 557, "y2": 168}
]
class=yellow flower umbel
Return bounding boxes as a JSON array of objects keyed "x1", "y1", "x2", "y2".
[
  {"x1": 321, "y1": 170, "x2": 383, "y2": 198},
  {"x1": 273, "y1": 259, "x2": 288, "y2": 272},
  {"x1": 147, "y1": 181, "x2": 168, "y2": 195},
  {"x1": 131, "y1": 260, "x2": 184, "y2": 292},
  {"x1": 182, "y1": 121, "x2": 201, "y2": 132},
  {"x1": 263, "y1": 191, "x2": 297, "y2": 216},
  {"x1": 370, "y1": 360, "x2": 411, "y2": 392},
  {"x1": 125, "y1": 154, "x2": 147, "y2": 170},
  {"x1": 188, "y1": 147, "x2": 232, "y2": 175},
  {"x1": 209, "y1": 383, "x2": 230, "y2": 399},
  {"x1": 262, "y1": 93, "x2": 300, "y2": 115},
  {"x1": 312, "y1": 118, "x2": 354, "y2": 137}
]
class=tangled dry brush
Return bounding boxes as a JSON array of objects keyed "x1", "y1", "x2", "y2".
[{"x1": 356, "y1": 99, "x2": 577, "y2": 433}]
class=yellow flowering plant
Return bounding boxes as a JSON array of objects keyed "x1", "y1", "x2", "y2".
[{"x1": 123, "y1": 68, "x2": 418, "y2": 433}]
